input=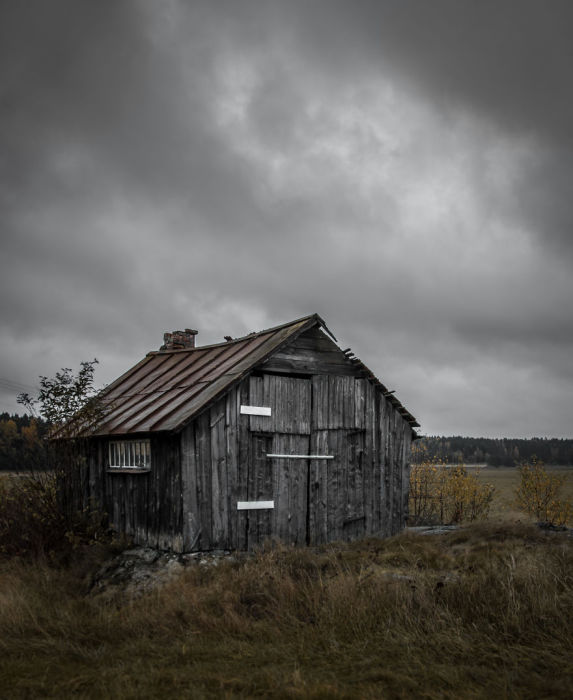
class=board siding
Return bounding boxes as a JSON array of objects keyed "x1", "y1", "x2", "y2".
[
  {"x1": 249, "y1": 374, "x2": 311, "y2": 434},
  {"x1": 181, "y1": 422, "x2": 201, "y2": 551},
  {"x1": 260, "y1": 327, "x2": 364, "y2": 377}
]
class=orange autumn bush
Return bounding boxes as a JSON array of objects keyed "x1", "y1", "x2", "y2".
[
  {"x1": 409, "y1": 448, "x2": 494, "y2": 525},
  {"x1": 515, "y1": 457, "x2": 572, "y2": 526}
]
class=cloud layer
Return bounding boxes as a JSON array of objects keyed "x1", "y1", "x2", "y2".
[{"x1": 1, "y1": 0, "x2": 573, "y2": 437}]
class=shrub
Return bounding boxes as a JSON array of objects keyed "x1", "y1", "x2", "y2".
[
  {"x1": 409, "y1": 452, "x2": 494, "y2": 525},
  {"x1": 409, "y1": 460, "x2": 446, "y2": 524},
  {"x1": 443, "y1": 465, "x2": 495, "y2": 523},
  {"x1": 0, "y1": 472, "x2": 107, "y2": 558},
  {"x1": 515, "y1": 457, "x2": 572, "y2": 526}
]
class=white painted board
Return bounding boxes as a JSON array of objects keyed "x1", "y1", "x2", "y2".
[
  {"x1": 240, "y1": 405, "x2": 272, "y2": 416},
  {"x1": 266, "y1": 454, "x2": 334, "y2": 459},
  {"x1": 237, "y1": 500, "x2": 275, "y2": 510}
]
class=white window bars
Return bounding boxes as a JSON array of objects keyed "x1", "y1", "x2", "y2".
[{"x1": 108, "y1": 440, "x2": 151, "y2": 470}]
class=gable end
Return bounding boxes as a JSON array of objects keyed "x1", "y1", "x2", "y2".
[{"x1": 258, "y1": 327, "x2": 365, "y2": 377}]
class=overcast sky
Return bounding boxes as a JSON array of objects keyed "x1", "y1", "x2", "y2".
[{"x1": 1, "y1": 0, "x2": 572, "y2": 438}]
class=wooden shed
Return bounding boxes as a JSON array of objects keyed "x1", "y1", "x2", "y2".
[{"x1": 76, "y1": 314, "x2": 419, "y2": 552}]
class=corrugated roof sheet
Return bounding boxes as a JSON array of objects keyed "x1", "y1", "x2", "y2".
[{"x1": 92, "y1": 313, "x2": 419, "y2": 436}]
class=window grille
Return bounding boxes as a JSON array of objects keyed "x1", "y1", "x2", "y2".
[{"x1": 108, "y1": 440, "x2": 151, "y2": 470}]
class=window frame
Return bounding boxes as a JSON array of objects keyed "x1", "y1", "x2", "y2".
[{"x1": 107, "y1": 439, "x2": 151, "y2": 474}]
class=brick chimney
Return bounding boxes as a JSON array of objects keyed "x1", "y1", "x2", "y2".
[{"x1": 161, "y1": 328, "x2": 198, "y2": 350}]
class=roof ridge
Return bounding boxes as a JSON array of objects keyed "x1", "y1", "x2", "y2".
[{"x1": 148, "y1": 313, "x2": 324, "y2": 355}]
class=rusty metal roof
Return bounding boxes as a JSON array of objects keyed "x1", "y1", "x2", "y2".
[{"x1": 93, "y1": 313, "x2": 419, "y2": 436}]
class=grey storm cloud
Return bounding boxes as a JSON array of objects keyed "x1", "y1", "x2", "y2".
[{"x1": 1, "y1": 0, "x2": 573, "y2": 437}]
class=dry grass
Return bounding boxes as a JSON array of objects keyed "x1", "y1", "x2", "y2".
[{"x1": 1, "y1": 522, "x2": 572, "y2": 699}]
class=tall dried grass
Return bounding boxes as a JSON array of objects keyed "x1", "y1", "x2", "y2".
[{"x1": 1, "y1": 523, "x2": 572, "y2": 698}]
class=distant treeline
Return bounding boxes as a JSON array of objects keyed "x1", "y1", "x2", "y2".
[
  {"x1": 0, "y1": 413, "x2": 50, "y2": 471},
  {"x1": 415, "y1": 435, "x2": 573, "y2": 466},
  {"x1": 3, "y1": 411, "x2": 572, "y2": 470}
]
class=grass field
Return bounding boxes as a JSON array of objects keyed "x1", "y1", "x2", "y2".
[{"x1": 1, "y1": 467, "x2": 572, "y2": 698}]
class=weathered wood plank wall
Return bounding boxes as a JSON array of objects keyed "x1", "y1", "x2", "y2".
[
  {"x1": 261, "y1": 327, "x2": 365, "y2": 376},
  {"x1": 81, "y1": 434, "x2": 183, "y2": 551}
]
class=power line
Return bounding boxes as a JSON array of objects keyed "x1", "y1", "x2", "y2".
[{"x1": 0, "y1": 377, "x2": 38, "y2": 393}]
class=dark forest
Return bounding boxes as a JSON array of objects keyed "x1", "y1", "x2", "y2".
[{"x1": 415, "y1": 435, "x2": 573, "y2": 466}]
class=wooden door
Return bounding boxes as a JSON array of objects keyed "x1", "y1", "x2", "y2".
[
  {"x1": 243, "y1": 374, "x2": 368, "y2": 547},
  {"x1": 245, "y1": 433, "x2": 274, "y2": 548},
  {"x1": 244, "y1": 374, "x2": 312, "y2": 549},
  {"x1": 308, "y1": 428, "x2": 365, "y2": 544},
  {"x1": 342, "y1": 430, "x2": 365, "y2": 539},
  {"x1": 246, "y1": 432, "x2": 310, "y2": 549},
  {"x1": 270, "y1": 433, "x2": 310, "y2": 546}
]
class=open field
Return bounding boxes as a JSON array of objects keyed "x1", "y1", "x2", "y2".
[
  {"x1": 471, "y1": 465, "x2": 573, "y2": 520},
  {"x1": 1, "y1": 522, "x2": 572, "y2": 699}
]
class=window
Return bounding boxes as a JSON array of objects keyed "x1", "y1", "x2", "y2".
[{"x1": 108, "y1": 439, "x2": 151, "y2": 471}]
